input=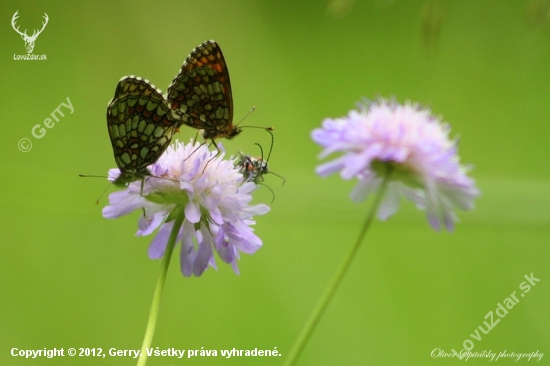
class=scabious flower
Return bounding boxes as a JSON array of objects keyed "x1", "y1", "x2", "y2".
[
  {"x1": 311, "y1": 98, "x2": 479, "y2": 231},
  {"x1": 102, "y1": 140, "x2": 270, "y2": 277}
]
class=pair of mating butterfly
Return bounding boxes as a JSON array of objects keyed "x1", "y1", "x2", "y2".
[{"x1": 105, "y1": 40, "x2": 280, "y2": 189}]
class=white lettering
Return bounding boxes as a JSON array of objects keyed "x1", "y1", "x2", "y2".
[
  {"x1": 60, "y1": 97, "x2": 74, "y2": 114},
  {"x1": 32, "y1": 124, "x2": 46, "y2": 138}
]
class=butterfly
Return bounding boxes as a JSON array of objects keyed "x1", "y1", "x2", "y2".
[
  {"x1": 106, "y1": 77, "x2": 177, "y2": 187},
  {"x1": 167, "y1": 40, "x2": 241, "y2": 144}
]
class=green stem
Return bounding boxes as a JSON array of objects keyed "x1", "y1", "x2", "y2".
[
  {"x1": 136, "y1": 208, "x2": 185, "y2": 366},
  {"x1": 283, "y1": 169, "x2": 393, "y2": 366}
]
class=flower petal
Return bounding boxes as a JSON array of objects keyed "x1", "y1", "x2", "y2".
[
  {"x1": 185, "y1": 202, "x2": 201, "y2": 223},
  {"x1": 312, "y1": 98, "x2": 479, "y2": 231},
  {"x1": 102, "y1": 139, "x2": 270, "y2": 276},
  {"x1": 148, "y1": 221, "x2": 176, "y2": 259}
]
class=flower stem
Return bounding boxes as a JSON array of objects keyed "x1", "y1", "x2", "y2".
[
  {"x1": 283, "y1": 169, "x2": 392, "y2": 366},
  {"x1": 137, "y1": 208, "x2": 185, "y2": 366}
]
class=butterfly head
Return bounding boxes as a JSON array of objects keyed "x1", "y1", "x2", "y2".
[{"x1": 226, "y1": 125, "x2": 243, "y2": 139}]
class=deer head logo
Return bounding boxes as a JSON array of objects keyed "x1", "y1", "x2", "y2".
[{"x1": 11, "y1": 11, "x2": 49, "y2": 54}]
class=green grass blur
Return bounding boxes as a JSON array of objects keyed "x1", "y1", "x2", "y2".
[{"x1": 1, "y1": 1, "x2": 549, "y2": 365}]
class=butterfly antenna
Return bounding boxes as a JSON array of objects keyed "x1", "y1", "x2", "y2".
[
  {"x1": 79, "y1": 174, "x2": 112, "y2": 204},
  {"x1": 79, "y1": 174, "x2": 106, "y2": 178},
  {"x1": 236, "y1": 106, "x2": 256, "y2": 125},
  {"x1": 237, "y1": 105, "x2": 274, "y2": 133},
  {"x1": 240, "y1": 125, "x2": 274, "y2": 133}
]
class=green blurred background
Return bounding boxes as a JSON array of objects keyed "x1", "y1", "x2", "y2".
[{"x1": 2, "y1": 1, "x2": 549, "y2": 365}]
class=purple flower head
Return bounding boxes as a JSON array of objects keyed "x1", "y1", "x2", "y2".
[
  {"x1": 103, "y1": 140, "x2": 270, "y2": 277},
  {"x1": 311, "y1": 98, "x2": 479, "y2": 231}
]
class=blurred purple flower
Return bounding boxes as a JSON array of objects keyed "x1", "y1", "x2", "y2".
[
  {"x1": 312, "y1": 98, "x2": 479, "y2": 231},
  {"x1": 103, "y1": 140, "x2": 270, "y2": 276}
]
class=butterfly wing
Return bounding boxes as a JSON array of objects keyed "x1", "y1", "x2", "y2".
[
  {"x1": 107, "y1": 77, "x2": 177, "y2": 184},
  {"x1": 167, "y1": 40, "x2": 238, "y2": 140}
]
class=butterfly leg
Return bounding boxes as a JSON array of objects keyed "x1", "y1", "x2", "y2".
[
  {"x1": 184, "y1": 141, "x2": 208, "y2": 161},
  {"x1": 139, "y1": 178, "x2": 146, "y2": 197},
  {"x1": 201, "y1": 139, "x2": 223, "y2": 172}
]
